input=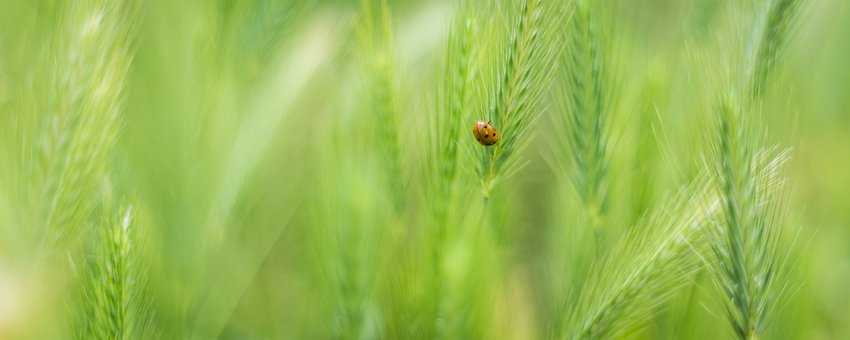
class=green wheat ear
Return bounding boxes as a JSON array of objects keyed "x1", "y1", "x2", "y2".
[
  {"x1": 705, "y1": 95, "x2": 793, "y2": 340},
  {"x1": 703, "y1": 0, "x2": 805, "y2": 337},
  {"x1": 22, "y1": 1, "x2": 160, "y2": 338},
  {"x1": 357, "y1": 0, "x2": 405, "y2": 212},
  {"x1": 557, "y1": 0, "x2": 612, "y2": 225},
  {"x1": 423, "y1": 3, "x2": 479, "y2": 338},
  {"x1": 750, "y1": 0, "x2": 805, "y2": 100},
  {"x1": 473, "y1": 0, "x2": 567, "y2": 199},
  {"x1": 72, "y1": 205, "x2": 158, "y2": 339},
  {"x1": 33, "y1": 0, "x2": 137, "y2": 249},
  {"x1": 562, "y1": 175, "x2": 717, "y2": 340},
  {"x1": 429, "y1": 2, "x2": 476, "y2": 219}
]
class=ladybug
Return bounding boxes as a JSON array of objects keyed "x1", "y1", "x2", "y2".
[{"x1": 472, "y1": 120, "x2": 500, "y2": 146}]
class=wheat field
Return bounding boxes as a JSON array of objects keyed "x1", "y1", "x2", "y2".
[{"x1": 1, "y1": 0, "x2": 848, "y2": 339}]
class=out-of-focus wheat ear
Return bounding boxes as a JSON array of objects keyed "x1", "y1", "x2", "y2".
[
  {"x1": 37, "y1": 0, "x2": 137, "y2": 249},
  {"x1": 561, "y1": 174, "x2": 718, "y2": 340},
  {"x1": 750, "y1": 0, "x2": 805, "y2": 100},
  {"x1": 430, "y1": 3, "x2": 476, "y2": 217},
  {"x1": 357, "y1": 0, "x2": 405, "y2": 212},
  {"x1": 552, "y1": 0, "x2": 613, "y2": 232},
  {"x1": 423, "y1": 4, "x2": 478, "y2": 338}
]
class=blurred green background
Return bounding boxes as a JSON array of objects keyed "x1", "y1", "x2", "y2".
[{"x1": 0, "y1": 0, "x2": 848, "y2": 339}]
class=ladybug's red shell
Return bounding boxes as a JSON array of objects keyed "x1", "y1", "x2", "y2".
[{"x1": 472, "y1": 120, "x2": 500, "y2": 146}]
